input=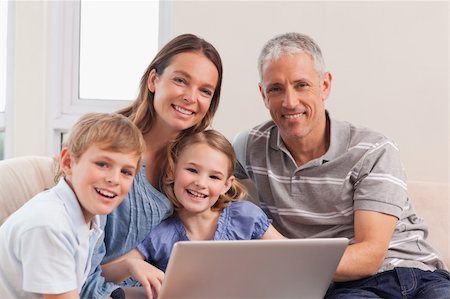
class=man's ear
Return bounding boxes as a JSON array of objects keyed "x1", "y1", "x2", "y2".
[
  {"x1": 321, "y1": 72, "x2": 332, "y2": 102},
  {"x1": 59, "y1": 147, "x2": 74, "y2": 176},
  {"x1": 147, "y1": 69, "x2": 158, "y2": 93},
  {"x1": 221, "y1": 175, "x2": 235, "y2": 195},
  {"x1": 258, "y1": 83, "x2": 270, "y2": 109}
]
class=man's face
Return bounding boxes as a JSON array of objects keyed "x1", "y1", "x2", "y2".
[{"x1": 259, "y1": 52, "x2": 331, "y2": 144}]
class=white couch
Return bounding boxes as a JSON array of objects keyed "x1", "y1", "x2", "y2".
[{"x1": 0, "y1": 156, "x2": 448, "y2": 268}]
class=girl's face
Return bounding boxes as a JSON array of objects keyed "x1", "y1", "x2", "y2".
[
  {"x1": 61, "y1": 145, "x2": 139, "y2": 223},
  {"x1": 173, "y1": 143, "x2": 234, "y2": 216},
  {"x1": 148, "y1": 51, "x2": 219, "y2": 135}
]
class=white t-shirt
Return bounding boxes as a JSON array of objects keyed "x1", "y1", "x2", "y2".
[{"x1": 0, "y1": 179, "x2": 103, "y2": 298}]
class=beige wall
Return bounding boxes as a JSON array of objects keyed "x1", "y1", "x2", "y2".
[
  {"x1": 10, "y1": 1, "x2": 449, "y2": 183},
  {"x1": 169, "y1": 1, "x2": 449, "y2": 183}
]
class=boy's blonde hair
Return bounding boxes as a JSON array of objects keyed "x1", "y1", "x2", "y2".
[
  {"x1": 56, "y1": 112, "x2": 146, "y2": 180},
  {"x1": 162, "y1": 130, "x2": 246, "y2": 212}
]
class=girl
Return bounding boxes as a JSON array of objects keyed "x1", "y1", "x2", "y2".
[
  {"x1": 81, "y1": 34, "x2": 224, "y2": 298},
  {"x1": 101, "y1": 130, "x2": 285, "y2": 299}
]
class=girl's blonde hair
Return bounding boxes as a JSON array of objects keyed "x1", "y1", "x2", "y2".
[
  {"x1": 55, "y1": 112, "x2": 146, "y2": 181},
  {"x1": 162, "y1": 130, "x2": 246, "y2": 212}
]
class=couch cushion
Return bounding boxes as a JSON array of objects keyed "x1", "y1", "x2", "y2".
[
  {"x1": 408, "y1": 181, "x2": 449, "y2": 268},
  {"x1": 0, "y1": 156, "x2": 57, "y2": 224}
]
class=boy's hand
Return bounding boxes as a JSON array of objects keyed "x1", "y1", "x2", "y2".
[{"x1": 126, "y1": 258, "x2": 164, "y2": 299}]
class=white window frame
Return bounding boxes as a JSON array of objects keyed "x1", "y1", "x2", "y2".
[
  {"x1": 0, "y1": 0, "x2": 14, "y2": 159},
  {"x1": 47, "y1": 1, "x2": 172, "y2": 154}
]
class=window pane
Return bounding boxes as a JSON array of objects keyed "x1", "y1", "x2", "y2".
[{"x1": 79, "y1": 1, "x2": 159, "y2": 101}]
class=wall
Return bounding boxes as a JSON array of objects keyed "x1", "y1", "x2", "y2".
[
  {"x1": 10, "y1": 1, "x2": 48, "y2": 157},
  {"x1": 9, "y1": 1, "x2": 450, "y2": 183},
  {"x1": 169, "y1": 1, "x2": 449, "y2": 183}
]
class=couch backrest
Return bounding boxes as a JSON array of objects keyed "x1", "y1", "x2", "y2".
[
  {"x1": 0, "y1": 156, "x2": 57, "y2": 224},
  {"x1": 407, "y1": 181, "x2": 449, "y2": 268},
  {"x1": 0, "y1": 158, "x2": 448, "y2": 269}
]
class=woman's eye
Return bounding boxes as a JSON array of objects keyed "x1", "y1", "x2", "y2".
[
  {"x1": 174, "y1": 77, "x2": 187, "y2": 84},
  {"x1": 200, "y1": 89, "x2": 213, "y2": 97}
]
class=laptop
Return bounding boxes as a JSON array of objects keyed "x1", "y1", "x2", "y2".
[{"x1": 155, "y1": 238, "x2": 348, "y2": 299}]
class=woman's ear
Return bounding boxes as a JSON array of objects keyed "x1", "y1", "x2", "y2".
[
  {"x1": 147, "y1": 69, "x2": 158, "y2": 93},
  {"x1": 59, "y1": 147, "x2": 74, "y2": 176},
  {"x1": 221, "y1": 175, "x2": 235, "y2": 195}
]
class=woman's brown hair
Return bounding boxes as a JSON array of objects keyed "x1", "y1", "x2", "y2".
[{"x1": 117, "y1": 34, "x2": 223, "y2": 136}]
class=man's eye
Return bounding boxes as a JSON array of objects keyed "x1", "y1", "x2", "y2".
[
  {"x1": 296, "y1": 82, "x2": 309, "y2": 89},
  {"x1": 267, "y1": 86, "x2": 281, "y2": 94}
]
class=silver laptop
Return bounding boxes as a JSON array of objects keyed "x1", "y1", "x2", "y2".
[{"x1": 157, "y1": 238, "x2": 348, "y2": 299}]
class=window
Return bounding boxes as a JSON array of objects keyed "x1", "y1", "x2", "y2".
[{"x1": 48, "y1": 1, "x2": 169, "y2": 154}]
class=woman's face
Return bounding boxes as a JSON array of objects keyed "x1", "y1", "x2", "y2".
[{"x1": 148, "y1": 51, "x2": 219, "y2": 135}]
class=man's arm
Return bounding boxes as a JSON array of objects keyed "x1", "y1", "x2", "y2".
[{"x1": 333, "y1": 210, "x2": 397, "y2": 281}]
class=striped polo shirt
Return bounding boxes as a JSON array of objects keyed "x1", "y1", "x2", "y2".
[{"x1": 233, "y1": 114, "x2": 446, "y2": 272}]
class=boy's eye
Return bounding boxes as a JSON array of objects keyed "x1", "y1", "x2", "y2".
[
  {"x1": 121, "y1": 169, "x2": 134, "y2": 177},
  {"x1": 96, "y1": 162, "x2": 108, "y2": 168}
]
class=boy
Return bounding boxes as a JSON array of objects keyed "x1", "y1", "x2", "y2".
[{"x1": 0, "y1": 112, "x2": 145, "y2": 299}]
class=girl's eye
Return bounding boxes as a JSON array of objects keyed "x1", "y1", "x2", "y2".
[
  {"x1": 186, "y1": 167, "x2": 197, "y2": 173},
  {"x1": 210, "y1": 175, "x2": 221, "y2": 180}
]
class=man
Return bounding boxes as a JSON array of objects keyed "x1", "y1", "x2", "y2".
[{"x1": 233, "y1": 32, "x2": 450, "y2": 298}]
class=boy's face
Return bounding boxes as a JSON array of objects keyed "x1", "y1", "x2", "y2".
[{"x1": 60, "y1": 145, "x2": 139, "y2": 224}]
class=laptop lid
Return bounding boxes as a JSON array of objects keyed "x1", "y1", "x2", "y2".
[{"x1": 158, "y1": 238, "x2": 348, "y2": 299}]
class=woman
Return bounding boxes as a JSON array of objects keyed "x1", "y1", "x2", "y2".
[{"x1": 81, "y1": 33, "x2": 223, "y2": 299}]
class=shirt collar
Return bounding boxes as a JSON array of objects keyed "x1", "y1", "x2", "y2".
[
  {"x1": 54, "y1": 178, "x2": 91, "y2": 238},
  {"x1": 270, "y1": 110, "x2": 351, "y2": 165}
]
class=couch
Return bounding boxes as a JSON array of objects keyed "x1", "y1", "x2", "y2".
[{"x1": 0, "y1": 156, "x2": 448, "y2": 268}]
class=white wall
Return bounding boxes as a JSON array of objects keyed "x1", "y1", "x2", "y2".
[{"x1": 9, "y1": 1, "x2": 449, "y2": 183}]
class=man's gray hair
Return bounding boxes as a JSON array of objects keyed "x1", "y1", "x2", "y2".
[{"x1": 258, "y1": 32, "x2": 326, "y2": 81}]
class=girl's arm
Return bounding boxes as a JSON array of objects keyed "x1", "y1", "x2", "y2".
[
  {"x1": 260, "y1": 224, "x2": 286, "y2": 239},
  {"x1": 102, "y1": 249, "x2": 164, "y2": 299}
]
